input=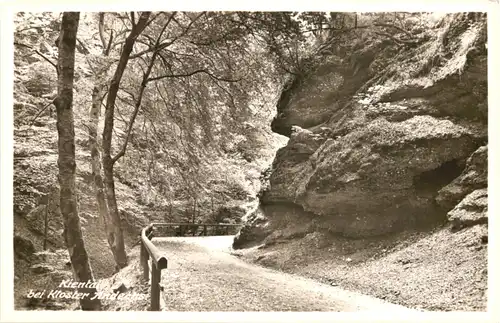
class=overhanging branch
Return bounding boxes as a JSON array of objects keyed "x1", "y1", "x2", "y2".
[
  {"x1": 374, "y1": 23, "x2": 413, "y2": 38},
  {"x1": 129, "y1": 11, "x2": 203, "y2": 60},
  {"x1": 14, "y1": 42, "x2": 58, "y2": 71},
  {"x1": 111, "y1": 12, "x2": 174, "y2": 164},
  {"x1": 148, "y1": 69, "x2": 241, "y2": 83},
  {"x1": 373, "y1": 31, "x2": 419, "y2": 46}
]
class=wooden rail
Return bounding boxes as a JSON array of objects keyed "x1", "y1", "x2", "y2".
[
  {"x1": 151, "y1": 222, "x2": 241, "y2": 237},
  {"x1": 139, "y1": 222, "x2": 241, "y2": 311},
  {"x1": 140, "y1": 224, "x2": 168, "y2": 311}
]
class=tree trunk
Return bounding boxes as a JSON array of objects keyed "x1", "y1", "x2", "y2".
[
  {"x1": 102, "y1": 158, "x2": 128, "y2": 269},
  {"x1": 54, "y1": 12, "x2": 101, "y2": 311},
  {"x1": 89, "y1": 86, "x2": 110, "y2": 238},
  {"x1": 101, "y1": 12, "x2": 151, "y2": 269},
  {"x1": 87, "y1": 13, "x2": 111, "y2": 253}
]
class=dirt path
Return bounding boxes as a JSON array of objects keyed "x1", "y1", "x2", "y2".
[{"x1": 153, "y1": 236, "x2": 420, "y2": 312}]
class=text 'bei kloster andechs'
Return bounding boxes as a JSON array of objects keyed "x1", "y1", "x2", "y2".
[{"x1": 26, "y1": 279, "x2": 148, "y2": 301}]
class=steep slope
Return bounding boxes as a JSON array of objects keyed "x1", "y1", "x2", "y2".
[{"x1": 234, "y1": 13, "x2": 487, "y2": 311}]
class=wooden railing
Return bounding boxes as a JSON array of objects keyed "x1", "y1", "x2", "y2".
[
  {"x1": 151, "y1": 222, "x2": 241, "y2": 237},
  {"x1": 140, "y1": 224, "x2": 168, "y2": 311},
  {"x1": 139, "y1": 222, "x2": 241, "y2": 311}
]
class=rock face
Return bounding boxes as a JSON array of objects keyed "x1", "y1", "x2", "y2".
[
  {"x1": 448, "y1": 188, "x2": 487, "y2": 231},
  {"x1": 436, "y1": 145, "x2": 487, "y2": 211},
  {"x1": 235, "y1": 13, "x2": 487, "y2": 247},
  {"x1": 437, "y1": 145, "x2": 488, "y2": 231},
  {"x1": 14, "y1": 235, "x2": 36, "y2": 261},
  {"x1": 20, "y1": 249, "x2": 75, "y2": 310},
  {"x1": 233, "y1": 206, "x2": 271, "y2": 249}
]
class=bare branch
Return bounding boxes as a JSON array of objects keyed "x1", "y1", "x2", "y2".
[
  {"x1": 188, "y1": 27, "x2": 241, "y2": 47},
  {"x1": 129, "y1": 11, "x2": 203, "y2": 60},
  {"x1": 130, "y1": 12, "x2": 136, "y2": 27},
  {"x1": 119, "y1": 87, "x2": 137, "y2": 101},
  {"x1": 114, "y1": 96, "x2": 133, "y2": 125},
  {"x1": 76, "y1": 38, "x2": 90, "y2": 54},
  {"x1": 98, "y1": 12, "x2": 114, "y2": 55},
  {"x1": 105, "y1": 30, "x2": 114, "y2": 55},
  {"x1": 129, "y1": 12, "x2": 177, "y2": 59},
  {"x1": 143, "y1": 12, "x2": 161, "y2": 29},
  {"x1": 14, "y1": 42, "x2": 58, "y2": 71},
  {"x1": 98, "y1": 13, "x2": 107, "y2": 49},
  {"x1": 373, "y1": 30, "x2": 419, "y2": 46},
  {"x1": 374, "y1": 22, "x2": 413, "y2": 38},
  {"x1": 148, "y1": 69, "x2": 240, "y2": 83},
  {"x1": 302, "y1": 25, "x2": 370, "y2": 34},
  {"x1": 115, "y1": 28, "x2": 131, "y2": 38},
  {"x1": 30, "y1": 99, "x2": 55, "y2": 126}
]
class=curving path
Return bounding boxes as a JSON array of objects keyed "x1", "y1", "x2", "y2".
[{"x1": 153, "y1": 236, "x2": 418, "y2": 312}]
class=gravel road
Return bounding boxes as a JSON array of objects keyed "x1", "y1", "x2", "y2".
[{"x1": 153, "y1": 236, "x2": 419, "y2": 312}]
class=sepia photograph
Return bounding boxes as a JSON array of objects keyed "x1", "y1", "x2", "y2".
[{"x1": 0, "y1": 3, "x2": 496, "y2": 321}]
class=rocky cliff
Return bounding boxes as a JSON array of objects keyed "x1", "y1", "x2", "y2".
[{"x1": 235, "y1": 13, "x2": 487, "y2": 247}]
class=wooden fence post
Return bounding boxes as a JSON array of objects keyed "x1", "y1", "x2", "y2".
[
  {"x1": 140, "y1": 241, "x2": 149, "y2": 280},
  {"x1": 43, "y1": 206, "x2": 49, "y2": 250},
  {"x1": 151, "y1": 262, "x2": 160, "y2": 311}
]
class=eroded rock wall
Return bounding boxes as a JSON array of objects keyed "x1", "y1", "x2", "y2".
[{"x1": 235, "y1": 13, "x2": 487, "y2": 248}]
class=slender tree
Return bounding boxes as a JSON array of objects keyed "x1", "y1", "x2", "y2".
[
  {"x1": 88, "y1": 12, "x2": 111, "y2": 253},
  {"x1": 101, "y1": 11, "x2": 152, "y2": 268},
  {"x1": 54, "y1": 12, "x2": 101, "y2": 311}
]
